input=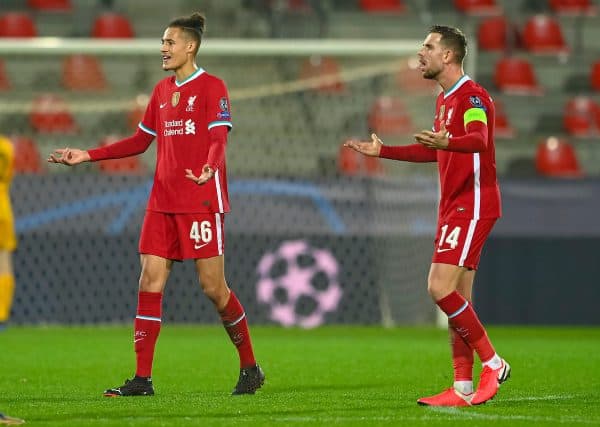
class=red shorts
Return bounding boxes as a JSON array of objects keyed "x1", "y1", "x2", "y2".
[
  {"x1": 139, "y1": 211, "x2": 225, "y2": 261},
  {"x1": 431, "y1": 218, "x2": 496, "y2": 270}
]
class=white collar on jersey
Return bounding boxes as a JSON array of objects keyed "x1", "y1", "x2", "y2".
[
  {"x1": 443, "y1": 74, "x2": 471, "y2": 99},
  {"x1": 175, "y1": 67, "x2": 206, "y2": 87}
]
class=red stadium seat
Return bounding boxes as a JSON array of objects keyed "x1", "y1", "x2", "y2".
[
  {"x1": 0, "y1": 60, "x2": 11, "y2": 91},
  {"x1": 591, "y1": 60, "x2": 600, "y2": 92},
  {"x1": 549, "y1": 0, "x2": 596, "y2": 16},
  {"x1": 127, "y1": 94, "x2": 149, "y2": 131},
  {"x1": 562, "y1": 96, "x2": 600, "y2": 137},
  {"x1": 91, "y1": 12, "x2": 134, "y2": 38},
  {"x1": 29, "y1": 94, "x2": 77, "y2": 133},
  {"x1": 97, "y1": 135, "x2": 146, "y2": 175},
  {"x1": 338, "y1": 142, "x2": 384, "y2": 176},
  {"x1": 522, "y1": 15, "x2": 569, "y2": 55},
  {"x1": 535, "y1": 137, "x2": 583, "y2": 178},
  {"x1": 10, "y1": 136, "x2": 44, "y2": 174},
  {"x1": 493, "y1": 57, "x2": 542, "y2": 95},
  {"x1": 494, "y1": 100, "x2": 515, "y2": 139},
  {"x1": 62, "y1": 54, "x2": 107, "y2": 91},
  {"x1": 0, "y1": 12, "x2": 37, "y2": 37},
  {"x1": 299, "y1": 56, "x2": 346, "y2": 94},
  {"x1": 359, "y1": 0, "x2": 406, "y2": 13},
  {"x1": 477, "y1": 16, "x2": 511, "y2": 52},
  {"x1": 27, "y1": 0, "x2": 72, "y2": 12},
  {"x1": 368, "y1": 96, "x2": 414, "y2": 136},
  {"x1": 453, "y1": 0, "x2": 501, "y2": 16}
]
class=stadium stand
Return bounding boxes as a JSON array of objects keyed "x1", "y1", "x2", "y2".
[
  {"x1": 521, "y1": 14, "x2": 570, "y2": 55},
  {"x1": 535, "y1": 136, "x2": 584, "y2": 177},
  {"x1": 0, "y1": 12, "x2": 37, "y2": 37},
  {"x1": 91, "y1": 12, "x2": 134, "y2": 38},
  {"x1": 27, "y1": 0, "x2": 72, "y2": 12},
  {"x1": 562, "y1": 96, "x2": 600, "y2": 137},
  {"x1": 10, "y1": 136, "x2": 44, "y2": 174},
  {"x1": 368, "y1": 96, "x2": 414, "y2": 136},
  {"x1": 0, "y1": 60, "x2": 10, "y2": 91},
  {"x1": 299, "y1": 55, "x2": 346, "y2": 93},
  {"x1": 477, "y1": 15, "x2": 511, "y2": 52},
  {"x1": 29, "y1": 93, "x2": 77, "y2": 134},
  {"x1": 591, "y1": 59, "x2": 600, "y2": 91},
  {"x1": 548, "y1": 0, "x2": 596, "y2": 15},
  {"x1": 61, "y1": 54, "x2": 108, "y2": 92},
  {"x1": 453, "y1": 0, "x2": 501, "y2": 16},
  {"x1": 358, "y1": 0, "x2": 406, "y2": 13},
  {"x1": 493, "y1": 56, "x2": 543, "y2": 95}
]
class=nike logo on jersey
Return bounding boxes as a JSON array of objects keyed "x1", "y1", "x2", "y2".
[
  {"x1": 194, "y1": 242, "x2": 209, "y2": 250},
  {"x1": 436, "y1": 247, "x2": 455, "y2": 253},
  {"x1": 159, "y1": 102, "x2": 167, "y2": 109}
]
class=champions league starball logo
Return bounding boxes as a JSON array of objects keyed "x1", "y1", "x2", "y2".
[{"x1": 256, "y1": 240, "x2": 342, "y2": 328}]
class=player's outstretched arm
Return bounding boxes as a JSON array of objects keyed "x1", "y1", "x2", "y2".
[
  {"x1": 185, "y1": 164, "x2": 215, "y2": 186},
  {"x1": 343, "y1": 133, "x2": 383, "y2": 157},
  {"x1": 47, "y1": 148, "x2": 91, "y2": 166}
]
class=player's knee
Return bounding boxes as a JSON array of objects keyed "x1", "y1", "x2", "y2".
[{"x1": 199, "y1": 274, "x2": 227, "y2": 301}]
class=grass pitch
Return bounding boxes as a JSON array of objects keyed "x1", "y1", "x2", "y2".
[{"x1": 1, "y1": 325, "x2": 599, "y2": 426}]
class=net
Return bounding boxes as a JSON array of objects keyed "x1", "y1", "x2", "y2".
[{"x1": 2, "y1": 37, "x2": 445, "y2": 327}]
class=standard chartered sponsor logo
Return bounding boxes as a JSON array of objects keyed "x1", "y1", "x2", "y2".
[
  {"x1": 185, "y1": 119, "x2": 195, "y2": 135},
  {"x1": 163, "y1": 119, "x2": 195, "y2": 136}
]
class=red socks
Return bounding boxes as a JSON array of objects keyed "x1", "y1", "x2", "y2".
[
  {"x1": 219, "y1": 291, "x2": 256, "y2": 368},
  {"x1": 134, "y1": 291, "x2": 162, "y2": 378},
  {"x1": 450, "y1": 327, "x2": 474, "y2": 381},
  {"x1": 437, "y1": 291, "x2": 495, "y2": 364}
]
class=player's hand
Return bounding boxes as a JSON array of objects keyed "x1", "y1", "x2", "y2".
[
  {"x1": 343, "y1": 133, "x2": 383, "y2": 157},
  {"x1": 185, "y1": 164, "x2": 214, "y2": 186},
  {"x1": 47, "y1": 148, "x2": 90, "y2": 166},
  {"x1": 414, "y1": 122, "x2": 450, "y2": 149}
]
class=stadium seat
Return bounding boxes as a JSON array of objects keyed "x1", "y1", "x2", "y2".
[
  {"x1": 338, "y1": 142, "x2": 384, "y2": 176},
  {"x1": 477, "y1": 16, "x2": 511, "y2": 52},
  {"x1": 299, "y1": 56, "x2": 345, "y2": 94},
  {"x1": 549, "y1": 0, "x2": 596, "y2": 16},
  {"x1": 27, "y1": 0, "x2": 72, "y2": 12},
  {"x1": 91, "y1": 12, "x2": 134, "y2": 38},
  {"x1": 453, "y1": 0, "x2": 501, "y2": 16},
  {"x1": 10, "y1": 136, "x2": 44, "y2": 174},
  {"x1": 562, "y1": 96, "x2": 600, "y2": 137},
  {"x1": 535, "y1": 136, "x2": 583, "y2": 178},
  {"x1": 127, "y1": 94, "x2": 149, "y2": 131},
  {"x1": 494, "y1": 100, "x2": 515, "y2": 138},
  {"x1": 62, "y1": 54, "x2": 107, "y2": 91},
  {"x1": 29, "y1": 94, "x2": 77, "y2": 133},
  {"x1": 97, "y1": 135, "x2": 146, "y2": 175},
  {"x1": 368, "y1": 96, "x2": 413, "y2": 136},
  {"x1": 0, "y1": 12, "x2": 37, "y2": 37},
  {"x1": 591, "y1": 60, "x2": 600, "y2": 92},
  {"x1": 493, "y1": 56, "x2": 542, "y2": 95},
  {"x1": 0, "y1": 60, "x2": 10, "y2": 91},
  {"x1": 521, "y1": 15, "x2": 569, "y2": 55},
  {"x1": 358, "y1": 0, "x2": 406, "y2": 13}
]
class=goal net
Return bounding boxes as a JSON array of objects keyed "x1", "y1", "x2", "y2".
[{"x1": 2, "y1": 37, "x2": 449, "y2": 327}]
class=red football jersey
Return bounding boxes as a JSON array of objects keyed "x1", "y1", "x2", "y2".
[
  {"x1": 139, "y1": 67, "x2": 232, "y2": 213},
  {"x1": 434, "y1": 75, "x2": 501, "y2": 220}
]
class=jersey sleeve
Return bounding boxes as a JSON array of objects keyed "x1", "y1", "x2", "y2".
[
  {"x1": 206, "y1": 78, "x2": 233, "y2": 131},
  {"x1": 446, "y1": 92, "x2": 491, "y2": 153},
  {"x1": 139, "y1": 85, "x2": 159, "y2": 137}
]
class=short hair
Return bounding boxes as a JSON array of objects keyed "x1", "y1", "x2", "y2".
[
  {"x1": 168, "y1": 12, "x2": 206, "y2": 51},
  {"x1": 429, "y1": 25, "x2": 467, "y2": 64}
]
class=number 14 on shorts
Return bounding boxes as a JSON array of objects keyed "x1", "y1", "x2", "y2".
[{"x1": 437, "y1": 224, "x2": 461, "y2": 253}]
